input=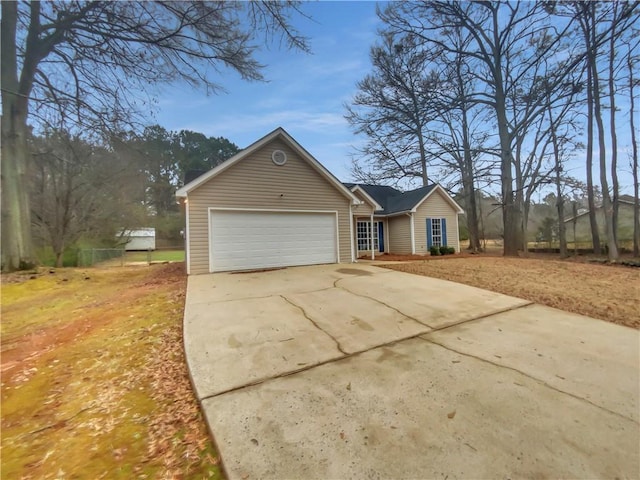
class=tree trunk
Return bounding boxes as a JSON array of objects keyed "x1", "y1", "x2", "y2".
[
  {"x1": 1, "y1": 2, "x2": 36, "y2": 271},
  {"x1": 585, "y1": 49, "x2": 601, "y2": 255},
  {"x1": 590, "y1": 5, "x2": 618, "y2": 261},
  {"x1": 459, "y1": 97, "x2": 481, "y2": 252},
  {"x1": 629, "y1": 46, "x2": 640, "y2": 257},
  {"x1": 495, "y1": 93, "x2": 518, "y2": 255},
  {"x1": 608, "y1": 5, "x2": 620, "y2": 249},
  {"x1": 548, "y1": 103, "x2": 567, "y2": 257},
  {"x1": 572, "y1": 202, "x2": 578, "y2": 256},
  {"x1": 417, "y1": 128, "x2": 428, "y2": 186},
  {"x1": 55, "y1": 251, "x2": 64, "y2": 268},
  {"x1": 462, "y1": 172, "x2": 481, "y2": 252}
]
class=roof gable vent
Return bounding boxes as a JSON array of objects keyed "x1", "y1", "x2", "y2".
[{"x1": 272, "y1": 150, "x2": 287, "y2": 166}]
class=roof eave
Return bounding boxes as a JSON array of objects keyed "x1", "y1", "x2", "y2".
[
  {"x1": 174, "y1": 127, "x2": 359, "y2": 204},
  {"x1": 412, "y1": 184, "x2": 465, "y2": 214},
  {"x1": 350, "y1": 185, "x2": 384, "y2": 211}
]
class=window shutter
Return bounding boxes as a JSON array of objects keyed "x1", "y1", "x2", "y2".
[
  {"x1": 378, "y1": 222, "x2": 384, "y2": 252},
  {"x1": 426, "y1": 218, "x2": 433, "y2": 248},
  {"x1": 442, "y1": 218, "x2": 448, "y2": 246}
]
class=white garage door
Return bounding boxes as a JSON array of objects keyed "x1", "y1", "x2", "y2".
[{"x1": 210, "y1": 210, "x2": 338, "y2": 272}]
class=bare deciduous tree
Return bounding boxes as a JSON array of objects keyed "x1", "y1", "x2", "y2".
[
  {"x1": 346, "y1": 33, "x2": 438, "y2": 187},
  {"x1": 1, "y1": 0, "x2": 308, "y2": 271}
]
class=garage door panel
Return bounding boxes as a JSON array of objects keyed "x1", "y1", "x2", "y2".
[{"x1": 210, "y1": 210, "x2": 337, "y2": 272}]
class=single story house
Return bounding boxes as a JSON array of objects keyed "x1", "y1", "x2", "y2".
[
  {"x1": 176, "y1": 127, "x2": 463, "y2": 274},
  {"x1": 119, "y1": 228, "x2": 156, "y2": 251},
  {"x1": 564, "y1": 195, "x2": 637, "y2": 246}
]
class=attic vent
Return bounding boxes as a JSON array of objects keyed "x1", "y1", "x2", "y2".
[{"x1": 272, "y1": 150, "x2": 287, "y2": 166}]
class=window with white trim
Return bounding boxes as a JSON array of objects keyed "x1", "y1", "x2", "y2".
[
  {"x1": 356, "y1": 221, "x2": 379, "y2": 251},
  {"x1": 431, "y1": 218, "x2": 443, "y2": 247}
]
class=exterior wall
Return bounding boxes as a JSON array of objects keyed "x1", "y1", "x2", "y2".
[
  {"x1": 351, "y1": 195, "x2": 375, "y2": 217},
  {"x1": 187, "y1": 138, "x2": 352, "y2": 274},
  {"x1": 413, "y1": 190, "x2": 461, "y2": 253},
  {"x1": 125, "y1": 236, "x2": 156, "y2": 251},
  {"x1": 565, "y1": 204, "x2": 635, "y2": 245},
  {"x1": 388, "y1": 215, "x2": 412, "y2": 254}
]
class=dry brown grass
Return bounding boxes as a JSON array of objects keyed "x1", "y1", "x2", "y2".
[
  {"x1": 1, "y1": 263, "x2": 222, "y2": 479},
  {"x1": 381, "y1": 256, "x2": 640, "y2": 329}
]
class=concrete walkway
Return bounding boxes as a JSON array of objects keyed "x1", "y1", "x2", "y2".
[{"x1": 183, "y1": 264, "x2": 640, "y2": 479}]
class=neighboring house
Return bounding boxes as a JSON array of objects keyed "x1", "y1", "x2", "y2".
[
  {"x1": 564, "y1": 195, "x2": 637, "y2": 246},
  {"x1": 120, "y1": 228, "x2": 156, "y2": 251},
  {"x1": 176, "y1": 127, "x2": 464, "y2": 274}
]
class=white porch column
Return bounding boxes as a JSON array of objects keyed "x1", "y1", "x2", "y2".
[{"x1": 370, "y1": 212, "x2": 375, "y2": 260}]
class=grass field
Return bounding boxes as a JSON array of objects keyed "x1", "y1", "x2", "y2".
[
  {"x1": 1, "y1": 263, "x2": 220, "y2": 480},
  {"x1": 122, "y1": 249, "x2": 185, "y2": 263}
]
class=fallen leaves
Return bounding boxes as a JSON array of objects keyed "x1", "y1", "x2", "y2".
[
  {"x1": 1, "y1": 263, "x2": 221, "y2": 479},
  {"x1": 143, "y1": 320, "x2": 220, "y2": 477},
  {"x1": 384, "y1": 256, "x2": 640, "y2": 328}
]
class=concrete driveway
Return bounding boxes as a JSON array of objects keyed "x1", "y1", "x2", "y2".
[{"x1": 184, "y1": 264, "x2": 640, "y2": 479}]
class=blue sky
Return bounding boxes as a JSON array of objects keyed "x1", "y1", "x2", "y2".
[
  {"x1": 155, "y1": 1, "x2": 381, "y2": 184},
  {"x1": 152, "y1": 1, "x2": 636, "y2": 196}
]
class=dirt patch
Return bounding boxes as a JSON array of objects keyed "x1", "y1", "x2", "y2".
[
  {"x1": 382, "y1": 256, "x2": 640, "y2": 329},
  {"x1": 1, "y1": 263, "x2": 222, "y2": 479}
]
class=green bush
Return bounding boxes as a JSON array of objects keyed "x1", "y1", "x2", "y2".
[
  {"x1": 435, "y1": 245, "x2": 457, "y2": 255},
  {"x1": 429, "y1": 245, "x2": 441, "y2": 256}
]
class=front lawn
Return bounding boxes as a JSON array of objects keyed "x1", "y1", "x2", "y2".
[
  {"x1": 1, "y1": 263, "x2": 221, "y2": 479},
  {"x1": 382, "y1": 256, "x2": 640, "y2": 329}
]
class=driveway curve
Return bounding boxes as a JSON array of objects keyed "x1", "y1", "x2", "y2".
[{"x1": 183, "y1": 264, "x2": 639, "y2": 479}]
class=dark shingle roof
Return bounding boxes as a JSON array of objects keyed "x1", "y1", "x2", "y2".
[
  {"x1": 386, "y1": 185, "x2": 437, "y2": 213},
  {"x1": 344, "y1": 183, "x2": 438, "y2": 214}
]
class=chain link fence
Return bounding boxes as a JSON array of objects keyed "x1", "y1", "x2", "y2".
[
  {"x1": 77, "y1": 248, "x2": 184, "y2": 267},
  {"x1": 78, "y1": 248, "x2": 126, "y2": 267}
]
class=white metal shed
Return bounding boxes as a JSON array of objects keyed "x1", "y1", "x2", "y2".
[{"x1": 120, "y1": 228, "x2": 156, "y2": 251}]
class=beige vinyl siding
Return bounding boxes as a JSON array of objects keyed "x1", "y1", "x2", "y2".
[
  {"x1": 351, "y1": 189, "x2": 379, "y2": 216},
  {"x1": 187, "y1": 138, "x2": 352, "y2": 274},
  {"x1": 414, "y1": 190, "x2": 461, "y2": 253},
  {"x1": 351, "y1": 201, "x2": 374, "y2": 217},
  {"x1": 388, "y1": 215, "x2": 412, "y2": 254}
]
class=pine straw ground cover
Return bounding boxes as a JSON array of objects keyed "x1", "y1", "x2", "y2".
[
  {"x1": 1, "y1": 263, "x2": 221, "y2": 479},
  {"x1": 380, "y1": 255, "x2": 640, "y2": 329}
]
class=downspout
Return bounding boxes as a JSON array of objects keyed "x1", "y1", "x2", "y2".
[
  {"x1": 184, "y1": 197, "x2": 191, "y2": 274},
  {"x1": 409, "y1": 212, "x2": 416, "y2": 254},
  {"x1": 349, "y1": 203, "x2": 356, "y2": 263},
  {"x1": 455, "y1": 213, "x2": 461, "y2": 253},
  {"x1": 370, "y1": 212, "x2": 375, "y2": 260}
]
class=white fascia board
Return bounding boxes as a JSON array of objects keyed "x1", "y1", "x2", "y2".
[
  {"x1": 279, "y1": 131, "x2": 360, "y2": 204},
  {"x1": 176, "y1": 127, "x2": 360, "y2": 206},
  {"x1": 350, "y1": 185, "x2": 383, "y2": 211},
  {"x1": 176, "y1": 128, "x2": 283, "y2": 197},
  {"x1": 412, "y1": 184, "x2": 465, "y2": 214}
]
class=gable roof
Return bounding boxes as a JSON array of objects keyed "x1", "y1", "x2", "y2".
[
  {"x1": 345, "y1": 183, "x2": 464, "y2": 215},
  {"x1": 344, "y1": 184, "x2": 384, "y2": 211},
  {"x1": 619, "y1": 194, "x2": 636, "y2": 205},
  {"x1": 564, "y1": 194, "x2": 637, "y2": 223},
  {"x1": 176, "y1": 127, "x2": 359, "y2": 204}
]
